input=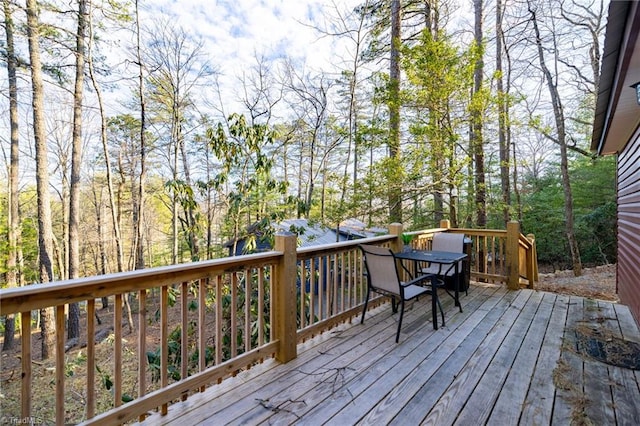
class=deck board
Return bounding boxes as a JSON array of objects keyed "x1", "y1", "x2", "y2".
[
  {"x1": 138, "y1": 284, "x2": 640, "y2": 426},
  {"x1": 385, "y1": 288, "x2": 522, "y2": 426},
  {"x1": 519, "y1": 293, "x2": 569, "y2": 425},
  {"x1": 451, "y1": 289, "x2": 535, "y2": 425}
]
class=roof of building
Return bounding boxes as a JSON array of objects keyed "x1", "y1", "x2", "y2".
[{"x1": 591, "y1": 1, "x2": 640, "y2": 155}]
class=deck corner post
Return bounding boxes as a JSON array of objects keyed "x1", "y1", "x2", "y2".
[
  {"x1": 439, "y1": 219, "x2": 451, "y2": 229},
  {"x1": 274, "y1": 232, "x2": 298, "y2": 363},
  {"x1": 506, "y1": 221, "x2": 520, "y2": 290},
  {"x1": 388, "y1": 223, "x2": 404, "y2": 253}
]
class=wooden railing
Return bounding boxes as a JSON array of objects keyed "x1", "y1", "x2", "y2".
[
  {"x1": 407, "y1": 220, "x2": 537, "y2": 290},
  {"x1": 0, "y1": 222, "x2": 536, "y2": 425}
]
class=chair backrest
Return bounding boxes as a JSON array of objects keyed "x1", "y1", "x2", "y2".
[
  {"x1": 432, "y1": 233, "x2": 465, "y2": 273},
  {"x1": 432, "y1": 232, "x2": 465, "y2": 253},
  {"x1": 359, "y1": 245, "x2": 400, "y2": 296}
]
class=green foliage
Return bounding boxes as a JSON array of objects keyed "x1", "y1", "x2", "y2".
[
  {"x1": 576, "y1": 202, "x2": 616, "y2": 264},
  {"x1": 400, "y1": 29, "x2": 476, "y2": 225},
  {"x1": 146, "y1": 323, "x2": 186, "y2": 383},
  {"x1": 0, "y1": 186, "x2": 41, "y2": 284},
  {"x1": 145, "y1": 272, "x2": 272, "y2": 383},
  {"x1": 522, "y1": 156, "x2": 616, "y2": 268},
  {"x1": 206, "y1": 114, "x2": 297, "y2": 252},
  {"x1": 401, "y1": 233, "x2": 413, "y2": 244},
  {"x1": 521, "y1": 176, "x2": 567, "y2": 266}
]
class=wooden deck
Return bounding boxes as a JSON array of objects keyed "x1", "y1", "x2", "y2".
[{"x1": 139, "y1": 283, "x2": 640, "y2": 425}]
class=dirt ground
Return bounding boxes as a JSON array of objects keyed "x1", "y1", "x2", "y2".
[{"x1": 535, "y1": 264, "x2": 618, "y2": 302}]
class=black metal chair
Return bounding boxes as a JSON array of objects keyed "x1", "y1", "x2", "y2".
[
  {"x1": 359, "y1": 244, "x2": 444, "y2": 343},
  {"x1": 421, "y1": 232, "x2": 468, "y2": 296}
]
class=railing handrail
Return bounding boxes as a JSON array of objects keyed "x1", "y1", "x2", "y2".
[
  {"x1": 296, "y1": 234, "x2": 395, "y2": 259},
  {"x1": 0, "y1": 251, "x2": 283, "y2": 315}
]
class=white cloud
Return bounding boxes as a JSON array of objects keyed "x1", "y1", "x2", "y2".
[{"x1": 138, "y1": 0, "x2": 361, "y2": 109}]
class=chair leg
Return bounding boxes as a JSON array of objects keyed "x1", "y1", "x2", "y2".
[
  {"x1": 396, "y1": 300, "x2": 405, "y2": 343},
  {"x1": 361, "y1": 287, "x2": 371, "y2": 324}
]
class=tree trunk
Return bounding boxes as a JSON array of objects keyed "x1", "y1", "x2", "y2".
[
  {"x1": 26, "y1": 0, "x2": 56, "y2": 359},
  {"x1": 92, "y1": 185, "x2": 109, "y2": 308},
  {"x1": 529, "y1": 2, "x2": 582, "y2": 276},
  {"x1": 134, "y1": 0, "x2": 147, "y2": 269},
  {"x1": 134, "y1": 0, "x2": 147, "y2": 271},
  {"x1": 496, "y1": 0, "x2": 511, "y2": 226},
  {"x1": 68, "y1": 0, "x2": 88, "y2": 340},
  {"x1": 3, "y1": 0, "x2": 20, "y2": 351},
  {"x1": 87, "y1": 4, "x2": 124, "y2": 277},
  {"x1": 388, "y1": 0, "x2": 402, "y2": 223},
  {"x1": 180, "y1": 134, "x2": 200, "y2": 261},
  {"x1": 472, "y1": 0, "x2": 486, "y2": 228}
]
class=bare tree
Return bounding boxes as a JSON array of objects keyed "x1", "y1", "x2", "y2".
[
  {"x1": 496, "y1": 0, "x2": 511, "y2": 225},
  {"x1": 145, "y1": 19, "x2": 213, "y2": 262},
  {"x1": 26, "y1": 0, "x2": 56, "y2": 359},
  {"x1": 237, "y1": 52, "x2": 283, "y2": 126},
  {"x1": 528, "y1": 1, "x2": 582, "y2": 276},
  {"x1": 67, "y1": 0, "x2": 88, "y2": 340},
  {"x1": 316, "y1": 1, "x2": 373, "y2": 222},
  {"x1": 282, "y1": 64, "x2": 335, "y2": 218},
  {"x1": 388, "y1": 0, "x2": 402, "y2": 223},
  {"x1": 2, "y1": 0, "x2": 21, "y2": 351},
  {"x1": 471, "y1": 0, "x2": 486, "y2": 228},
  {"x1": 87, "y1": 0, "x2": 124, "y2": 280},
  {"x1": 134, "y1": 0, "x2": 147, "y2": 270}
]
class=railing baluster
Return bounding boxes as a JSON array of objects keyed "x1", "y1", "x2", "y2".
[
  {"x1": 20, "y1": 311, "x2": 31, "y2": 420},
  {"x1": 180, "y1": 281, "x2": 188, "y2": 399},
  {"x1": 114, "y1": 294, "x2": 122, "y2": 408},
  {"x1": 269, "y1": 265, "x2": 274, "y2": 344},
  {"x1": 244, "y1": 268, "x2": 251, "y2": 353},
  {"x1": 87, "y1": 299, "x2": 96, "y2": 420},
  {"x1": 56, "y1": 305, "x2": 65, "y2": 425},
  {"x1": 500, "y1": 237, "x2": 506, "y2": 277},
  {"x1": 198, "y1": 277, "x2": 206, "y2": 392},
  {"x1": 309, "y1": 257, "x2": 316, "y2": 325},
  {"x1": 357, "y1": 248, "x2": 363, "y2": 305},
  {"x1": 345, "y1": 251, "x2": 351, "y2": 308},
  {"x1": 340, "y1": 252, "x2": 345, "y2": 312},
  {"x1": 300, "y1": 262, "x2": 306, "y2": 329},
  {"x1": 231, "y1": 272, "x2": 238, "y2": 359},
  {"x1": 138, "y1": 289, "x2": 147, "y2": 421},
  {"x1": 215, "y1": 275, "x2": 222, "y2": 367},
  {"x1": 319, "y1": 256, "x2": 325, "y2": 320},
  {"x1": 258, "y1": 268, "x2": 265, "y2": 346},
  {"x1": 160, "y1": 286, "x2": 168, "y2": 415}
]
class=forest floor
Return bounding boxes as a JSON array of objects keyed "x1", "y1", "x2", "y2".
[
  {"x1": 0, "y1": 264, "x2": 619, "y2": 423},
  {"x1": 535, "y1": 263, "x2": 618, "y2": 302}
]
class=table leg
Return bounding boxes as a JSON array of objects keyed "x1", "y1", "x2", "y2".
[
  {"x1": 455, "y1": 262, "x2": 463, "y2": 312},
  {"x1": 431, "y1": 276, "x2": 438, "y2": 330}
]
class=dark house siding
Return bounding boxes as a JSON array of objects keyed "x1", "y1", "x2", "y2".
[{"x1": 617, "y1": 127, "x2": 640, "y2": 327}]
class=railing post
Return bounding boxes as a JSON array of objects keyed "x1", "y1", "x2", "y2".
[
  {"x1": 440, "y1": 219, "x2": 451, "y2": 229},
  {"x1": 274, "y1": 232, "x2": 297, "y2": 363},
  {"x1": 527, "y1": 233, "x2": 538, "y2": 285},
  {"x1": 506, "y1": 221, "x2": 520, "y2": 290},
  {"x1": 388, "y1": 223, "x2": 404, "y2": 253}
]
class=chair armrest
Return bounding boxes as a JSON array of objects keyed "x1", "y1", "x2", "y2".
[{"x1": 402, "y1": 273, "x2": 435, "y2": 288}]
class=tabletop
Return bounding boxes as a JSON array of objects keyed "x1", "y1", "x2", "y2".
[{"x1": 394, "y1": 249, "x2": 467, "y2": 264}]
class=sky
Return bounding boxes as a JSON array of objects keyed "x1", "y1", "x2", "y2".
[{"x1": 144, "y1": 0, "x2": 335, "y2": 67}]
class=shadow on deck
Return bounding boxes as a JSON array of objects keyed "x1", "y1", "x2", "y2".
[{"x1": 139, "y1": 283, "x2": 640, "y2": 425}]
